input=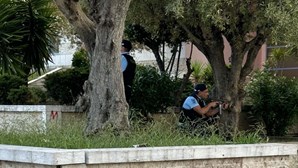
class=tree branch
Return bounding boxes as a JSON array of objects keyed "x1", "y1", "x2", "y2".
[
  {"x1": 240, "y1": 32, "x2": 266, "y2": 82},
  {"x1": 177, "y1": 20, "x2": 208, "y2": 56},
  {"x1": 54, "y1": 0, "x2": 96, "y2": 52}
]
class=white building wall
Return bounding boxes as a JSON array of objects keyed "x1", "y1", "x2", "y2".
[
  {"x1": 47, "y1": 39, "x2": 187, "y2": 76},
  {"x1": 47, "y1": 38, "x2": 77, "y2": 69},
  {"x1": 133, "y1": 44, "x2": 186, "y2": 62}
]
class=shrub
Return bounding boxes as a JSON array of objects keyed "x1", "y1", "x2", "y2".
[
  {"x1": 191, "y1": 61, "x2": 205, "y2": 83},
  {"x1": 245, "y1": 70, "x2": 298, "y2": 136},
  {"x1": 7, "y1": 86, "x2": 46, "y2": 105},
  {"x1": 44, "y1": 68, "x2": 88, "y2": 105},
  {"x1": 0, "y1": 75, "x2": 27, "y2": 104},
  {"x1": 191, "y1": 62, "x2": 214, "y2": 88},
  {"x1": 131, "y1": 65, "x2": 179, "y2": 117},
  {"x1": 7, "y1": 86, "x2": 31, "y2": 105},
  {"x1": 72, "y1": 48, "x2": 89, "y2": 69},
  {"x1": 30, "y1": 87, "x2": 47, "y2": 104},
  {"x1": 175, "y1": 77, "x2": 194, "y2": 99},
  {"x1": 201, "y1": 64, "x2": 214, "y2": 88},
  {"x1": 44, "y1": 48, "x2": 89, "y2": 105}
]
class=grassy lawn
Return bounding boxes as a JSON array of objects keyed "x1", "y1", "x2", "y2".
[{"x1": 0, "y1": 118, "x2": 266, "y2": 149}]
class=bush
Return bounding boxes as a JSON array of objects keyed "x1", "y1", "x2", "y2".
[
  {"x1": 245, "y1": 70, "x2": 298, "y2": 136},
  {"x1": 44, "y1": 68, "x2": 88, "y2": 105},
  {"x1": 191, "y1": 61, "x2": 205, "y2": 83},
  {"x1": 30, "y1": 87, "x2": 47, "y2": 104},
  {"x1": 130, "y1": 65, "x2": 179, "y2": 117},
  {"x1": 200, "y1": 64, "x2": 214, "y2": 88},
  {"x1": 191, "y1": 62, "x2": 214, "y2": 88},
  {"x1": 7, "y1": 86, "x2": 46, "y2": 105},
  {"x1": 44, "y1": 48, "x2": 89, "y2": 105},
  {"x1": 0, "y1": 75, "x2": 27, "y2": 104},
  {"x1": 72, "y1": 48, "x2": 89, "y2": 69}
]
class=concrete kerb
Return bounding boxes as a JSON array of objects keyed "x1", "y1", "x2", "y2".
[{"x1": 0, "y1": 143, "x2": 297, "y2": 166}]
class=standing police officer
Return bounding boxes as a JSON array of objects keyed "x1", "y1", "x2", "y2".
[{"x1": 121, "y1": 40, "x2": 136, "y2": 103}]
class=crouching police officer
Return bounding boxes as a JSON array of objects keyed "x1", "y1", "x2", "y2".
[{"x1": 179, "y1": 84, "x2": 228, "y2": 131}]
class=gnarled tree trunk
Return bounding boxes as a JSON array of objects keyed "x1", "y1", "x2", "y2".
[
  {"x1": 185, "y1": 23, "x2": 266, "y2": 135},
  {"x1": 54, "y1": 0, "x2": 132, "y2": 135}
]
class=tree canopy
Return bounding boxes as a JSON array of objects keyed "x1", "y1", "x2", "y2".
[
  {"x1": 166, "y1": 0, "x2": 298, "y2": 131},
  {"x1": 125, "y1": 0, "x2": 188, "y2": 74},
  {"x1": 125, "y1": 0, "x2": 298, "y2": 132},
  {"x1": 53, "y1": 0, "x2": 298, "y2": 135}
]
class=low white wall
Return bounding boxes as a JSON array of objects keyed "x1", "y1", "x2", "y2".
[
  {"x1": 0, "y1": 143, "x2": 297, "y2": 168},
  {"x1": 0, "y1": 105, "x2": 77, "y2": 131}
]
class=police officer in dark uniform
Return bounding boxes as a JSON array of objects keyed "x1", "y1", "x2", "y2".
[
  {"x1": 179, "y1": 84, "x2": 222, "y2": 129},
  {"x1": 121, "y1": 40, "x2": 136, "y2": 103}
]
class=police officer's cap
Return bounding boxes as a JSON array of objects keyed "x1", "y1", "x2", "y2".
[
  {"x1": 194, "y1": 83, "x2": 207, "y2": 92},
  {"x1": 122, "y1": 40, "x2": 132, "y2": 51}
]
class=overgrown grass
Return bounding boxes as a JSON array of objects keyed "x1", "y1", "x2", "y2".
[{"x1": 0, "y1": 118, "x2": 267, "y2": 149}]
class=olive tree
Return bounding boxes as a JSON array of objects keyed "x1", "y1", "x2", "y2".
[
  {"x1": 167, "y1": 0, "x2": 298, "y2": 132},
  {"x1": 54, "y1": 0, "x2": 132, "y2": 135}
]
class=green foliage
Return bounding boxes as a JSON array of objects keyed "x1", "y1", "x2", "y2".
[
  {"x1": 44, "y1": 68, "x2": 89, "y2": 105},
  {"x1": 191, "y1": 61, "x2": 205, "y2": 83},
  {"x1": 8, "y1": 86, "x2": 46, "y2": 105},
  {"x1": 0, "y1": 118, "x2": 265, "y2": 149},
  {"x1": 127, "y1": 0, "x2": 187, "y2": 45},
  {"x1": 245, "y1": 70, "x2": 298, "y2": 136},
  {"x1": 30, "y1": 87, "x2": 47, "y2": 104},
  {"x1": 267, "y1": 48, "x2": 288, "y2": 67},
  {"x1": 8, "y1": 86, "x2": 32, "y2": 105},
  {"x1": 125, "y1": 0, "x2": 188, "y2": 74},
  {"x1": 167, "y1": 0, "x2": 298, "y2": 54},
  {"x1": 72, "y1": 48, "x2": 89, "y2": 69},
  {"x1": 0, "y1": 0, "x2": 62, "y2": 75},
  {"x1": 191, "y1": 62, "x2": 213, "y2": 87},
  {"x1": 266, "y1": 0, "x2": 298, "y2": 48},
  {"x1": 45, "y1": 49, "x2": 90, "y2": 105},
  {"x1": 19, "y1": 0, "x2": 61, "y2": 75},
  {"x1": 28, "y1": 70, "x2": 47, "y2": 81},
  {"x1": 131, "y1": 65, "x2": 179, "y2": 116},
  {"x1": 231, "y1": 125, "x2": 267, "y2": 144},
  {"x1": 266, "y1": 48, "x2": 296, "y2": 69},
  {"x1": 176, "y1": 77, "x2": 194, "y2": 100},
  {"x1": 0, "y1": 75, "x2": 26, "y2": 104},
  {"x1": 0, "y1": 0, "x2": 25, "y2": 74},
  {"x1": 201, "y1": 64, "x2": 214, "y2": 88}
]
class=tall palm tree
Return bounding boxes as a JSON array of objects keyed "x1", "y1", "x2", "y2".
[
  {"x1": 0, "y1": 0, "x2": 25, "y2": 74},
  {"x1": 19, "y1": 0, "x2": 60, "y2": 77},
  {"x1": 0, "y1": 0, "x2": 61, "y2": 77}
]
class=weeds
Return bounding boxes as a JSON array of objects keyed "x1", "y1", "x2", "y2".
[{"x1": 0, "y1": 117, "x2": 266, "y2": 149}]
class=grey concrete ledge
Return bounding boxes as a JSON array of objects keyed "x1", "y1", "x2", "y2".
[
  {"x1": 0, "y1": 143, "x2": 297, "y2": 166},
  {"x1": 85, "y1": 143, "x2": 298, "y2": 164},
  {"x1": 0, "y1": 145, "x2": 84, "y2": 165}
]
